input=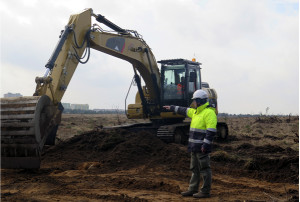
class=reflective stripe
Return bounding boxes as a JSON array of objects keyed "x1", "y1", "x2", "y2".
[
  {"x1": 207, "y1": 128, "x2": 217, "y2": 132},
  {"x1": 175, "y1": 106, "x2": 179, "y2": 113},
  {"x1": 188, "y1": 138, "x2": 203, "y2": 143},
  {"x1": 204, "y1": 139, "x2": 211, "y2": 144},
  {"x1": 190, "y1": 128, "x2": 206, "y2": 133},
  {"x1": 186, "y1": 108, "x2": 191, "y2": 116}
]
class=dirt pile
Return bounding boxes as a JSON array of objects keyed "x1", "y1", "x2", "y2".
[
  {"x1": 44, "y1": 128, "x2": 298, "y2": 184},
  {"x1": 43, "y1": 129, "x2": 190, "y2": 173},
  {"x1": 212, "y1": 142, "x2": 298, "y2": 184},
  {"x1": 2, "y1": 116, "x2": 299, "y2": 201}
]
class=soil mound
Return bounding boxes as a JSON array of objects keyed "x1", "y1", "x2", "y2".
[
  {"x1": 3, "y1": 116, "x2": 298, "y2": 202},
  {"x1": 43, "y1": 128, "x2": 298, "y2": 184},
  {"x1": 43, "y1": 129, "x2": 189, "y2": 173},
  {"x1": 212, "y1": 143, "x2": 299, "y2": 184}
]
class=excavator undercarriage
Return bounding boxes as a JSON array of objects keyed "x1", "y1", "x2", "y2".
[{"x1": 103, "y1": 121, "x2": 228, "y2": 145}]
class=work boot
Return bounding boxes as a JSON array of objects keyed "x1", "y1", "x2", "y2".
[
  {"x1": 181, "y1": 190, "x2": 197, "y2": 197},
  {"x1": 193, "y1": 192, "x2": 211, "y2": 198}
]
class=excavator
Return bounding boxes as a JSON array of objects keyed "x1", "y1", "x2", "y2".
[{"x1": 1, "y1": 8, "x2": 228, "y2": 169}]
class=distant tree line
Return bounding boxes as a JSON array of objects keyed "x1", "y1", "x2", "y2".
[
  {"x1": 63, "y1": 109, "x2": 125, "y2": 114},
  {"x1": 62, "y1": 110, "x2": 297, "y2": 117},
  {"x1": 218, "y1": 113, "x2": 298, "y2": 117}
]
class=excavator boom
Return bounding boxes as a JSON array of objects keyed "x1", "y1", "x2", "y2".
[{"x1": 1, "y1": 8, "x2": 161, "y2": 169}]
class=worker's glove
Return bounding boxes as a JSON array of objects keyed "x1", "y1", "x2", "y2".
[
  {"x1": 169, "y1": 105, "x2": 175, "y2": 112},
  {"x1": 168, "y1": 105, "x2": 188, "y2": 116},
  {"x1": 163, "y1": 105, "x2": 175, "y2": 111}
]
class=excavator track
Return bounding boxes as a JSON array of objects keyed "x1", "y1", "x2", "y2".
[{"x1": 1, "y1": 95, "x2": 56, "y2": 169}]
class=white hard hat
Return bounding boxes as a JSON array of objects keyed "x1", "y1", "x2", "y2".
[{"x1": 192, "y1": 89, "x2": 208, "y2": 99}]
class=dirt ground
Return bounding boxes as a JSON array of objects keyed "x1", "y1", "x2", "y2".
[{"x1": 1, "y1": 114, "x2": 299, "y2": 201}]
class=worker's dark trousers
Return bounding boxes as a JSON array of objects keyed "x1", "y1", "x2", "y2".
[{"x1": 188, "y1": 152, "x2": 212, "y2": 194}]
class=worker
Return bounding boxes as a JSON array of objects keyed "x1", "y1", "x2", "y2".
[
  {"x1": 177, "y1": 83, "x2": 183, "y2": 95},
  {"x1": 176, "y1": 76, "x2": 185, "y2": 95},
  {"x1": 163, "y1": 89, "x2": 217, "y2": 198}
]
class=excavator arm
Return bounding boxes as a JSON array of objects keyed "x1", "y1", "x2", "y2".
[
  {"x1": 1, "y1": 8, "x2": 161, "y2": 169},
  {"x1": 35, "y1": 8, "x2": 160, "y2": 116}
]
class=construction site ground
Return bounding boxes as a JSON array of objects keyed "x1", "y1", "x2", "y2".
[{"x1": 1, "y1": 114, "x2": 299, "y2": 201}]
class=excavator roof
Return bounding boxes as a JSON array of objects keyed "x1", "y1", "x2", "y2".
[{"x1": 158, "y1": 59, "x2": 201, "y2": 66}]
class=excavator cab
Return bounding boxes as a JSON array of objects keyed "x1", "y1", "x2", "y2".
[{"x1": 159, "y1": 59, "x2": 201, "y2": 107}]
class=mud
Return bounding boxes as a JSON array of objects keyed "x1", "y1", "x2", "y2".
[{"x1": 1, "y1": 116, "x2": 299, "y2": 201}]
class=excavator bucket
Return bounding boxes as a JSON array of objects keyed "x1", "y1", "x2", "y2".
[{"x1": 1, "y1": 95, "x2": 56, "y2": 169}]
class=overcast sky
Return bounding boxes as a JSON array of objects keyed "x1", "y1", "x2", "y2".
[{"x1": 0, "y1": 0, "x2": 298, "y2": 115}]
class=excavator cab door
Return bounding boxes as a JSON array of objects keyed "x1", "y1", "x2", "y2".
[
  {"x1": 187, "y1": 67, "x2": 201, "y2": 101},
  {"x1": 161, "y1": 65, "x2": 185, "y2": 104}
]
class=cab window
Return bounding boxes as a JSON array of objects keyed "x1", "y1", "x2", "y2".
[{"x1": 163, "y1": 65, "x2": 185, "y2": 100}]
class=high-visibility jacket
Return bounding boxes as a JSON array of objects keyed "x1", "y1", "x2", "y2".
[{"x1": 170, "y1": 102, "x2": 217, "y2": 153}]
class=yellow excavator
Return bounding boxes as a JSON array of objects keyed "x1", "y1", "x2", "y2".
[{"x1": 1, "y1": 8, "x2": 228, "y2": 169}]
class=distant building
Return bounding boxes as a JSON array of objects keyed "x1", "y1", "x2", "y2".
[
  {"x1": 71, "y1": 104, "x2": 89, "y2": 110},
  {"x1": 62, "y1": 103, "x2": 89, "y2": 111},
  {"x1": 62, "y1": 103, "x2": 71, "y2": 109},
  {"x1": 4, "y1": 92, "x2": 23, "y2": 98}
]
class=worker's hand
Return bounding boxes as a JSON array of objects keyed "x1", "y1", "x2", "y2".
[
  {"x1": 163, "y1": 106, "x2": 171, "y2": 110},
  {"x1": 201, "y1": 147, "x2": 206, "y2": 153}
]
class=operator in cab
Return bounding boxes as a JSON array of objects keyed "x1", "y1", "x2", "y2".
[{"x1": 163, "y1": 89, "x2": 217, "y2": 199}]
